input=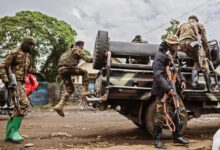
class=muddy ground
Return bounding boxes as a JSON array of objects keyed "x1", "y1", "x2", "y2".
[{"x1": 0, "y1": 105, "x2": 219, "y2": 150}]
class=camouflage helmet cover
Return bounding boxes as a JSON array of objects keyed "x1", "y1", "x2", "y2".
[
  {"x1": 164, "y1": 34, "x2": 179, "y2": 45},
  {"x1": 22, "y1": 36, "x2": 35, "y2": 44},
  {"x1": 188, "y1": 15, "x2": 199, "y2": 22}
]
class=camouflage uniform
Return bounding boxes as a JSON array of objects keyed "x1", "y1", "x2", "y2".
[
  {"x1": 54, "y1": 45, "x2": 92, "y2": 117},
  {"x1": 176, "y1": 16, "x2": 213, "y2": 92},
  {"x1": 152, "y1": 35, "x2": 189, "y2": 148},
  {"x1": 0, "y1": 48, "x2": 36, "y2": 116},
  {"x1": 176, "y1": 21, "x2": 209, "y2": 72},
  {"x1": 154, "y1": 51, "x2": 187, "y2": 126}
]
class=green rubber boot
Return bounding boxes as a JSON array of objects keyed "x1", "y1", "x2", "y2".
[
  {"x1": 5, "y1": 118, "x2": 13, "y2": 141},
  {"x1": 9, "y1": 116, "x2": 24, "y2": 143}
]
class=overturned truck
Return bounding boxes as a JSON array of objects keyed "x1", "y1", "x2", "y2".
[{"x1": 87, "y1": 30, "x2": 220, "y2": 135}]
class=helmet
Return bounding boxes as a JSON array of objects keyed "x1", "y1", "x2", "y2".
[
  {"x1": 164, "y1": 34, "x2": 179, "y2": 45},
  {"x1": 22, "y1": 36, "x2": 35, "y2": 45},
  {"x1": 75, "y1": 40, "x2": 84, "y2": 46},
  {"x1": 188, "y1": 15, "x2": 199, "y2": 22},
  {"x1": 135, "y1": 35, "x2": 141, "y2": 39}
]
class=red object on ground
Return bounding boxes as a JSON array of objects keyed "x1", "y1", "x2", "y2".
[{"x1": 25, "y1": 74, "x2": 39, "y2": 96}]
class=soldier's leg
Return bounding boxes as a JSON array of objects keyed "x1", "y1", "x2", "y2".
[
  {"x1": 6, "y1": 83, "x2": 29, "y2": 143},
  {"x1": 172, "y1": 98, "x2": 189, "y2": 144},
  {"x1": 70, "y1": 67, "x2": 89, "y2": 96},
  {"x1": 54, "y1": 75, "x2": 74, "y2": 117},
  {"x1": 201, "y1": 59, "x2": 213, "y2": 92},
  {"x1": 153, "y1": 97, "x2": 165, "y2": 148}
]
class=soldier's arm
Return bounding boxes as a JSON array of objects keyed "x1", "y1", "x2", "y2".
[
  {"x1": 76, "y1": 49, "x2": 93, "y2": 63},
  {"x1": 0, "y1": 52, "x2": 16, "y2": 83}
]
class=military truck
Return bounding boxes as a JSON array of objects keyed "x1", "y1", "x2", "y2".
[{"x1": 86, "y1": 30, "x2": 220, "y2": 135}]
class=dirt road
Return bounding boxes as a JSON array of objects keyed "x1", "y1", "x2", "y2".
[{"x1": 0, "y1": 106, "x2": 219, "y2": 150}]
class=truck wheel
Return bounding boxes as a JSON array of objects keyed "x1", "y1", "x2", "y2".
[
  {"x1": 93, "y1": 30, "x2": 109, "y2": 70},
  {"x1": 146, "y1": 100, "x2": 188, "y2": 136}
]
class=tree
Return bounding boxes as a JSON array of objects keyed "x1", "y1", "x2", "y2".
[
  {"x1": 161, "y1": 19, "x2": 180, "y2": 40},
  {"x1": 0, "y1": 11, "x2": 76, "y2": 81}
]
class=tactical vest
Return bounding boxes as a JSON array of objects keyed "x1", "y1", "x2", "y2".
[{"x1": 58, "y1": 49, "x2": 80, "y2": 68}]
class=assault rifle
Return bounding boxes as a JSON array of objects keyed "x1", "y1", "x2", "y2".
[
  {"x1": 193, "y1": 25, "x2": 218, "y2": 88},
  {"x1": 8, "y1": 68, "x2": 21, "y2": 110},
  {"x1": 162, "y1": 53, "x2": 182, "y2": 131}
]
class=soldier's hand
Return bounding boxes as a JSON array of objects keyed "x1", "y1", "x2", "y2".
[
  {"x1": 181, "y1": 82, "x2": 186, "y2": 90},
  {"x1": 36, "y1": 72, "x2": 46, "y2": 81},
  {"x1": 4, "y1": 81, "x2": 13, "y2": 89},
  {"x1": 168, "y1": 89, "x2": 174, "y2": 96}
]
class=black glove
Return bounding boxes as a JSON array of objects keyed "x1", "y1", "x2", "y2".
[
  {"x1": 4, "y1": 81, "x2": 13, "y2": 89},
  {"x1": 36, "y1": 72, "x2": 46, "y2": 81}
]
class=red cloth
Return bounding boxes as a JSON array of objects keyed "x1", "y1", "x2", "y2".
[{"x1": 25, "y1": 74, "x2": 39, "y2": 96}]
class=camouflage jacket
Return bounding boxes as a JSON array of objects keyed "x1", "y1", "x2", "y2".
[
  {"x1": 58, "y1": 47, "x2": 92, "y2": 68},
  {"x1": 0, "y1": 48, "x2": 36, "y2": 83},
  {"x1": 176, "y1": 22, "x2": 209, "y2": 51}
]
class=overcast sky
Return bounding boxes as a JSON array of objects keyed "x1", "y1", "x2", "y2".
[{"x1": 0, "y1": 0, "x2": 220, "y2": 52}]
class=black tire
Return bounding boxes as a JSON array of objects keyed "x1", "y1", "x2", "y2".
[
  {"x1": 146, "y1": 100, "x2": 188, "y2": 136},
  {"x1": 93, "y1": 30, "x2": 109, "y2": 70}
]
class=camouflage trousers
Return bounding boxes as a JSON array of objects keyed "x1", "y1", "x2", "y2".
[
  {"x1": 13, "y1": 82, "x2": 30, "y2": 117},
  {"x1": 154, "y1": 96, "x2": 187, "y2": 126},
  {"x1": 179, "y1": 39, "x2": 209, "y2": 73},
  {"x1": 58, "y1": 66, "x2": 88, "y2": 102}
]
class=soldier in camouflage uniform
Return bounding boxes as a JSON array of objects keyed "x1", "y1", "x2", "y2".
[
  {"x1": 152, "y1": 35, "x2": 189, "y2": 148},
  {"x1": 0, "y1": 37, "x2": 37, "y2": 143},
  {"x1": 176, "y1": 15, "x2": 212, "y2": 92},
  {"x1": 129, "y1": 35, "x2": 150, "y2": 64},
  {"x1": 54, "y1": 41, "x2": 93, "y2": 117}
]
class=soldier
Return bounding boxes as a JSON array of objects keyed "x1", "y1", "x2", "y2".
[
  {"x1": 132, "y1": 35, "x2": 148, "y2": 43},
  {"x1": 129, "y1": 35, "x2": 149, "y2": 64},
  {"x1": 54, "y1": 40, "x2": 93, "y2": 117},
  {"x1": 176, "y1": 15, "x2": 213, "y2": 92},
  {"x1": 0, "y1": 37, "x2": 39, "y2": 143},
  {"x1": 152, "y1": 35, "x2": 189, "y2": 148}
]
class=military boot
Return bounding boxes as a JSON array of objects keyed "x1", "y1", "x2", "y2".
[
  {"x1": 53, "y1": 99, "x2": 66, "y2": 117},
  {"x1": 5, "y1": 118, "x2": 13, "y2": 141},
  {"x1": 9, "y1": 116, "x2": 24, "y2": 143},
  {"x1": 173, "y1": 117, "x2": 189, "y2": 145},
  {"x1": 204, "y1": 73, "x2": 212, "y2": 92},
  {"x1": 153, "y1": 124, "x2": 165, "y2": 149}
]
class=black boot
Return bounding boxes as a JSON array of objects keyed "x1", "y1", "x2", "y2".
[
  {"x1": 153, "y1": 124, "x2": 165, "y2": 149},
  {"x1": 204, "y1": 73, "x2": 212, "y2": 92},
  {"x1": 173, "y1": 117, "x2": 189, "y2": 145}
]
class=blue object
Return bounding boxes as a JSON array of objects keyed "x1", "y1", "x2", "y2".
[{"x1": 29, "y1": 82, "x2": 48, "y2": 106}]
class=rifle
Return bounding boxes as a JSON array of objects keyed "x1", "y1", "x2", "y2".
[
  {"x1": 193, "y1": 24, "x2": 206, "y2": 68},
  {"x1": 193, "y1": 24, "x2": 218, "y2": 87},
  {"x1": 8, "y1": 68, "x2": 21, "y2": 110},
  {"x1": 162, "y1": 55, "x2": 182, "y2": 132}
]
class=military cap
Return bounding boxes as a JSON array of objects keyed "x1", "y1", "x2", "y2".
[
  {"x1": 22, "y1": 36, "x2": 35, "y2": 44},
  {"x1": 188, "y1": 15, "x2": 199, "y2": 22},
  {"x1": 75, "y1": 40, "x2": 84, "y2": 46},
  {"x1": 135, "y1": 35, "x2": 141, "y2": 38},
  {"x1": 164, "y1": 34, "x2": 179, "y2": 45}
]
